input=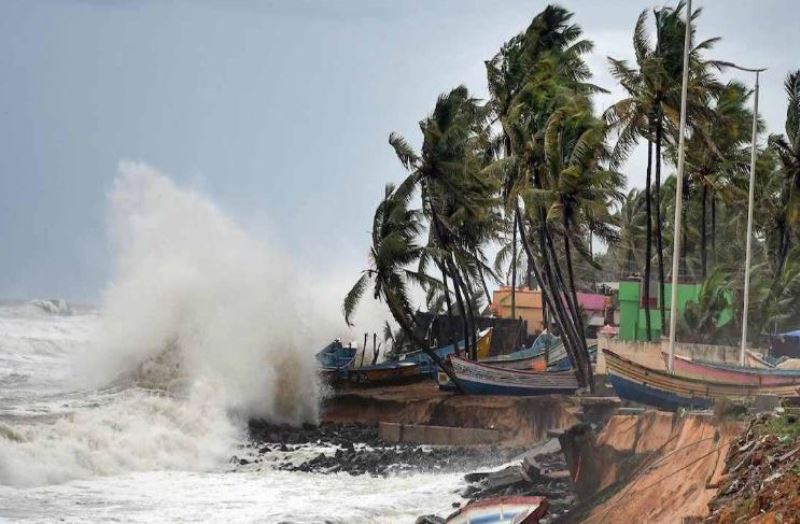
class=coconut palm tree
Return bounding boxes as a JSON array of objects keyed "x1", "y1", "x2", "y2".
[
  {"x1": 683, "y1": 81, "x2": 756, "y2": 277},
  {"x1": 484, "y1": 5, "x2": 606, "y2": 389},
  {"x1": 768, "y1": 71, "x2": 800, "y2": 276},
  {"x1": 343, "y1": 183, "x2": 463, "y2": 390},
  {"x1": 612, "y1": 188, "x2": 647, "y2": 275},
  {"x1": 605, "y1": 1, "x2": 722, "y2": 339},
  {"x1": 388, "y1": 86, "x2": 499, "y2": 360}
]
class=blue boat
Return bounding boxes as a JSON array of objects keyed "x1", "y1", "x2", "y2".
[
  {"x1": 607, "y1": 371, "x2": 712, "y2": 411},
  {"x1": 398, "y1": 328, "x2": 492, "y2": 377},
  {"x1": 546, "y1": 339, "x2": 597, "y2": 371},
  {"x1": 315, "y1": 340, "x2": 357, "y2": 369}
]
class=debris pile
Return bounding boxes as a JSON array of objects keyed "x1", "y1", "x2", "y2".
[
  {"x1": 457, "y1": 439, "x2": 576, "y2": 522},
  {"x1": 705, "y1": 411, "x2": 800, "y2": 523}
]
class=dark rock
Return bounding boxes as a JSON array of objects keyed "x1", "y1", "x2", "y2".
[{"x1": 415, "y1": 516, "x2": 445, "y2": 524}]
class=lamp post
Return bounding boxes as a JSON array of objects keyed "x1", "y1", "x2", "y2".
[
  {"x1": 717, "y1": 61, "x2": 766, "y2": 365},
  {"x1": 667, "y1": 0, "x2": 692, "y2": 373}
]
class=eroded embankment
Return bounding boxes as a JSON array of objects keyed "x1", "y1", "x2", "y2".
[
  {"x1": 558, "y1": 411, "x2": 743, "y2": 523},
  {"x1": 322, "y1": 382, "x2": 588, "y2": 445}
]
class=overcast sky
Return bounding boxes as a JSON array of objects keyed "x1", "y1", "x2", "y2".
[{"x1": 0, "y1": 0, "x2": 797, "y2": 302}]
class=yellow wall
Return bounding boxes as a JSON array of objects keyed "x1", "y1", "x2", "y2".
[{"x1": 492, "y1": 286, "x2": 544, "y2": 335}]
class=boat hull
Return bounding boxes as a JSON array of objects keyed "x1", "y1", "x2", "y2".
[
  {"x1": 399, "y1": 328, "x2": 492, "y2": 377},
  {"x1": 604, "y1": 349, "x2": 800, "y2": 410},
  {"x1": 346, "y1": 361, "x2": 423, "y2": 386},
  {"x1": 483, "y1": 348, "x2": 547, "y2": 371},
  {"x1": 446, "y1": 496, "x2": 548, "y2": 524},
  {"x1": 608, "y1": 371, "x2": 711, "y2": 410},
  {"x1": 449, "y1": 356, "x2": 579, "y2": 396},
  {"x1": 670, "y1": 354, "x2": 800, "y2": 386}
]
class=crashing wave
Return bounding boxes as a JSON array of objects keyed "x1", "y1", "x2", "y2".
[{"x1": 29, "y1": 299, "x2": 72, "y2": 316}]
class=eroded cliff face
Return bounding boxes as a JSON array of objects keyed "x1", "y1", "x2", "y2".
[
  {"x1": 559, "y1": 411, "x2": 742, "y2": 523},
  {"x1": 321, "y1": 382, "x2": 586, "y2": 445}
]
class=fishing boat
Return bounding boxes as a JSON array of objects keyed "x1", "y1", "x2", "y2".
[
  {"x1": 482, "y1": 331, "x2": 559, "y2": 371},
  {"x1": 316, "y1": 340, "x2": 357, "y2": 385},
  {"x1": 445, "y1": 496, "x2": 548, "y2": 524},
  {"x1": 669, "y1": 353, "x2": 800, "y2": 386},
  {"x1": 482, "y1": 345, "x2": 547, "y2": 371},
  {"x1": 437, "y1": 331, "x2": 551, "y2": 390},
  {"x1": 315, "y1": 340, "x2": 357, "y2": 369},
  {"x1": 346, "y1": 360, "x2": 422, "y2": 386},
  {"x1": 447, "y1": 355, "x2": 579, "y2": 396},
  {"x1": 399, "y1": 328, "x2": 492, "y2": 377},
  {"x1": 546, "y1": 338, "x2": 597, "y2": 371},
  {"x1": 604, "y1": 349, "x2": 800, "y2": 411}
]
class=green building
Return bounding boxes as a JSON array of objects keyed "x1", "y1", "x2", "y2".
[{"x1": 617, "y1": 279, "x2": 732, "y2": 341}]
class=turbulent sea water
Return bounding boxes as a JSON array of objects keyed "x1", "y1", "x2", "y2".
[
  {"x1": 0, "y1": 164, "x2": 465, "y2": 523},
  {"x1": 0, "y1": 303, "x2": 464, "y2": 523}
]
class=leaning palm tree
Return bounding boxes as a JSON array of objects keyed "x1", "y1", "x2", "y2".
[
  {"x1": 343, "y1": 183, "x2": 463, "y2": 390},
  {"x1": 485, "y1": 5, "x2": 604, "y2": 389},
  {"x1": 388, "y1": 85, "x2": 499, "y2": 360}
]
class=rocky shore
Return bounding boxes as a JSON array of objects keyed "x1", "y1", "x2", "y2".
[
  {"x1": 246, "y1": 420, "x2": 578, "y2": 522},
  {"x1": 247, "y1": 420, "x2": 525, "y2": 476}
]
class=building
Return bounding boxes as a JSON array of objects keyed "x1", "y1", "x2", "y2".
[
  {"x1": 617, "y1": 278, "x2": 731, "y2": 341},
  {"x1": 492, "y1": 286, "x2": 611, "y2": 338},
  {"x1": 491, "y1": 286, "x2": 544, "y2": 336}
]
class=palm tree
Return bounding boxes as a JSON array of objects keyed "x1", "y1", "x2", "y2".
[
  {"x1": 767, "y1": 71, "x2": 800, "y2": 276},
  {"x1": 485, "y1": 5, "x2": 605, "y2": 389},
  {"x1": 388, "y1": 86, "x2": 499, "y2": 360},
  {"x1": 606, "y1": 1, "x2": 721, "y2": 339},
  {"x1": 683, "y1": 81, "x2": 755, "y2": 277},
  {"x1": 612, "y1": 188, "x2": 647, "y2": 275},
  {"x1": 343, "y1": 183, "x2": 463, "y2": 390}
]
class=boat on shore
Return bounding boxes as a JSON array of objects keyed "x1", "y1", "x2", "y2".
[
  {"x1": 669, "y1": 353, "x2": 800, "y2": 386},
  {"x1": 604, "y1": 349, "x2": 800, "y2": 411},
  {"x1": 315, "y1": 340, "x2": 357, "y2": 369},
  {"x1": 447, "y1": 355, "x2": 579, "y2": 396},
  {"x1": 445, "y1": 495, "x2": 548, "y2": 524},
  {"x1": 398, "y1": 328, "x2": 492, "y2": 377},
  {"x1": 482, "y1": 331, "x2": 559, "y2": 371},
  {"x1": 546, "y1": 338, "x2": 597, "y2": 371},
  {"x1": 346, "y1": 360, "x2": 423, "y2": 386},
  {"x1": 316, "y1": 340, "x2": 357, "y2": 385}
]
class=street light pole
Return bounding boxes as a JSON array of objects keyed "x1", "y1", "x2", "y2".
[
  {"x1": 715, "y1": 62, "x2": 766, "y2": 365},
  {"x1": 667, "y1": 0, "x2": 692, "y2": 373}
]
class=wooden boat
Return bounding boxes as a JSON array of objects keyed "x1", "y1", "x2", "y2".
[
  {"x1": 437, "y1": 331, "x2": 560, "y2": 390},
  {"x1": 399, "y1": 328, "x2": 492, "y2": 377},
  {"x1": 446, "y1": 496, "x2": 548, "y2": 524},
  {"x1": 482, "y1": 331, "x2": 559, "y2": 371},
  {"x1": 447, "y1": 355, "x2": 579, "y2": 396},
  {"x1": 346, "y1": 360, "x2": 422, "y2": 386},
  {"x1": 546, "y1": 338, "x2": 597, "y2": 371},
  {"x1": 315, "y1": 340, "x2": 357, "y2": 369},
  {"x1": 482, "y1": 346, "x2": 547, "y2": 371},
  {"x1": 316, "y1": 340, "x2": 357, "y2": 385},
  {"x1": 604, "y1": 349, "x2": 800, "y2": 411},
  {"x1": 669, "y1": 353, "x2": 800, "y2": 386}
]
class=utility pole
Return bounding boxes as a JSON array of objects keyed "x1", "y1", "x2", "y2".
[{"x1": 667, "y1": 0, "x2": 692, "y2": 372}]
